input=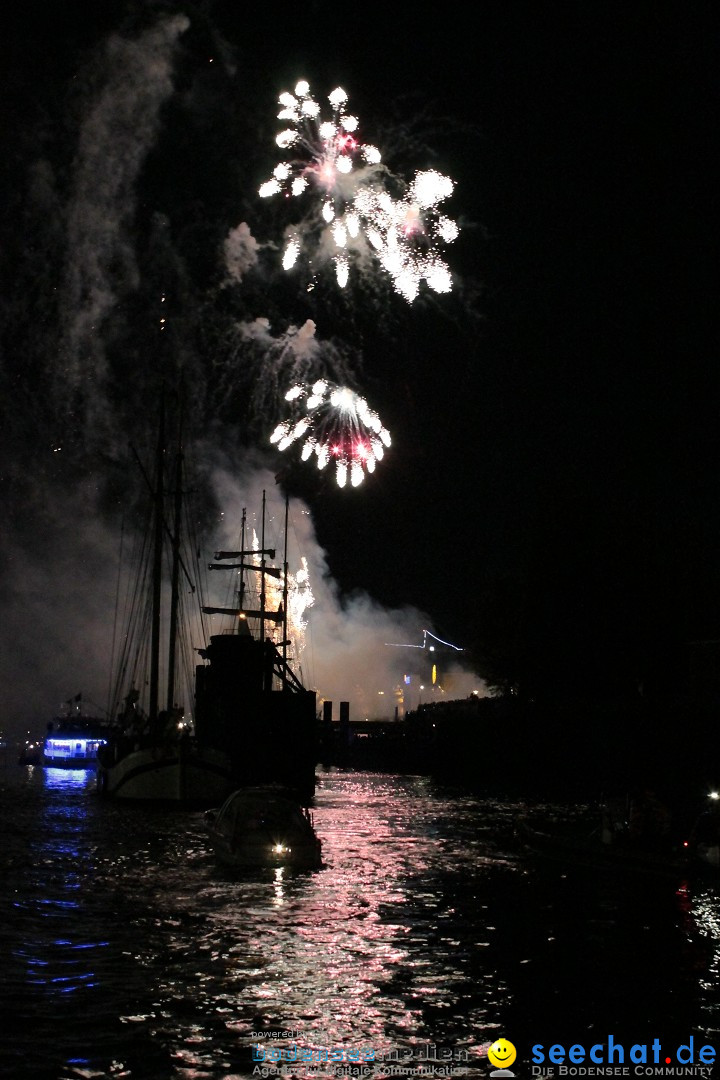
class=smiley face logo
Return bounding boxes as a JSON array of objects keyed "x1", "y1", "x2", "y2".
[{"x1": 488, "y1": 1039, "x2": 517, "y2": 1070}]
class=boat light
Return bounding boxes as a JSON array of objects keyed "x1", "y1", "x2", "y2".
[
  {"x1": 44, "y1": 736, "x2": 107, "y2": 760},
  {"x1": 273, "y1": 843, "x2": 290, "y2": 855}
]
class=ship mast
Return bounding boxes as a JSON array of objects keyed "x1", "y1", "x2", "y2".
[
  {"x1": 166, "y1": 401, "x2": 184, "y2": 712},
  {"x1": 282, "y1": 489, "x2": 290, "y2": 686},
  {"x1": 260, "y1": 490, "x2": 267, "y2": 645},
  {"x1": 237, "y1": 507, "x2": 247, "y2": 628},
  {"x1": 203, "y1": 493, "x2": 286, "y2": 650},
  {"x1": 149, "y1": 397, "x2": 165, "y2": 726}
]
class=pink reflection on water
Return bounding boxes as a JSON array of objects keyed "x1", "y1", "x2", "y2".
[{"x1": 189, "y1": 772, "x2": 510, "y2": 1060}]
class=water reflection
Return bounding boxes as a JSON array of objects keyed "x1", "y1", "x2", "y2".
[
  {"x1": 680, "y1": 883, "x2": 720, "y2": 1042},
  {"x1": 43, "y1": 766, "x2": 97, "y2": 792},
  {"x1": 137, "y1": 773, "x2": 522, "y2": 1071},
  {"x1": 273, "y1": 867, "x2": 286, "y2": 906},
  {"x1": 10, "y1": 765, "x2": 108, "y2": 1006},
  {"x1": 1, "y1": 767, "x2": 719, "y2": 1079}
]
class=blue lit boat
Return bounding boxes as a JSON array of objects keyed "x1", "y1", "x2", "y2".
[{"x1": 43, "y1": 718, "x2": 110, "y2": 768}]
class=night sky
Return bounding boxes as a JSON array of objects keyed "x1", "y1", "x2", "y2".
[{"x1": 1, "y1": 2, "x2": 718, "y2": 735}]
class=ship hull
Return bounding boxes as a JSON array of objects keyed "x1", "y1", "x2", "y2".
[
  {"x1": 44, "y1": 754, "x2": 99, "y2": 768},
  {"x1": 97, "y1": 741, "x2": 234, "y2": 804}
]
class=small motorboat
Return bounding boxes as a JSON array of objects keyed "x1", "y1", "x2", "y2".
[{"x1": 205, "y1": 786, "x2": 322, "y2": 870}]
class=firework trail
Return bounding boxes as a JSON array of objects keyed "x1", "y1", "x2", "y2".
[
  {"x1": 223, "y1": 317, "x2": 358, "y2": 431},
  {"x1": 269, "y1": 380, "x2": 391, "y2": 488},
  {"x1": 259, "y1": 81, "x2": 459, "y2": 300}
]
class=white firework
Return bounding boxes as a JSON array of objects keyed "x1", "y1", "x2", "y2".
[
  {"x1": 259, "y1": 81, "x2": 383, "y2": 289},
  {"x1": 355, "y1": 169, "x2": 459, "y2": 301},
  {"x1": 259, "y1": 81, "x2": 459, "y2": 300},
  {"x1": 269, "y1": 380, "x2": 392, "y2": 488},
  {"x1": 241, "y1": 527, "x2": 314, "y2": 656},
  {"x1": 264, "y1": 551, "x2": 314, "y2": 653}
]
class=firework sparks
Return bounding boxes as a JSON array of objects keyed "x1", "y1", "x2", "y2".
[
  {"x1": 259, "y1": 80, "x2": 458, "y2": 300},
  {"x1": 355, "y1": 168, "x2": 458, "y2": 301},
  {"x1": 269, "y1": 380, "x2": 392, "y2": 488},
  {"x1": 267, "y1": 553, "x2": 314, "y2": 652},
  {"x1": 243, "y1": 528, "x2": 314, "y2": 654},
  {"x1": 259, "y1": 80, "x2": 383, "y2": 288}
]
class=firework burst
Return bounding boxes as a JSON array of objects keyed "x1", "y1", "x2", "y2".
[
  {"x1": 269, "y1": 380, "x2": 392, "y2": 488},
  {"x1": 355, "y1": 169, "x2": 459, "y2": 301},
  {"x1": 259, "y1": 81, "x2": 458, "y2": 300},
  {"x1": 259, "y1": 80, "x2": 383, "y2": 288}
]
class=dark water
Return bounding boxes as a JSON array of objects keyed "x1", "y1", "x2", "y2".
[{"x1": 1, "y1": 764, "x2": 719, "y2": 1080}]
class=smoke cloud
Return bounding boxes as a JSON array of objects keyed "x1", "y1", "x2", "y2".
[
  {"x1": 60, "y1": 15, "x2": 190, "y2": 431},
  {"x1": 203, "y1": 460, "x2": 486, "y2": 722},
  {"x1": 2, "y1": 454, "x2": 484, "y2": 744},
  {"x1": 233, "y1": 317, "x2": 358, "y2": 426},
  {"x1": 223, "y1": 222, "x2": 260, "y2": 283}
]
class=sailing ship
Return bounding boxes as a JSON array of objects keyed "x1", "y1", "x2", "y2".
[
  {"x1": 97, "y1": 402, "x2": 317, "y2": 804},
  {"x1": 196, "y1": 490, "x2": 318, "y2": 804}
]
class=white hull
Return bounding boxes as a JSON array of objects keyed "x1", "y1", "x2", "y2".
[{"x1": 98, "y1": 742, "x2": 234, "y2": 804}]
